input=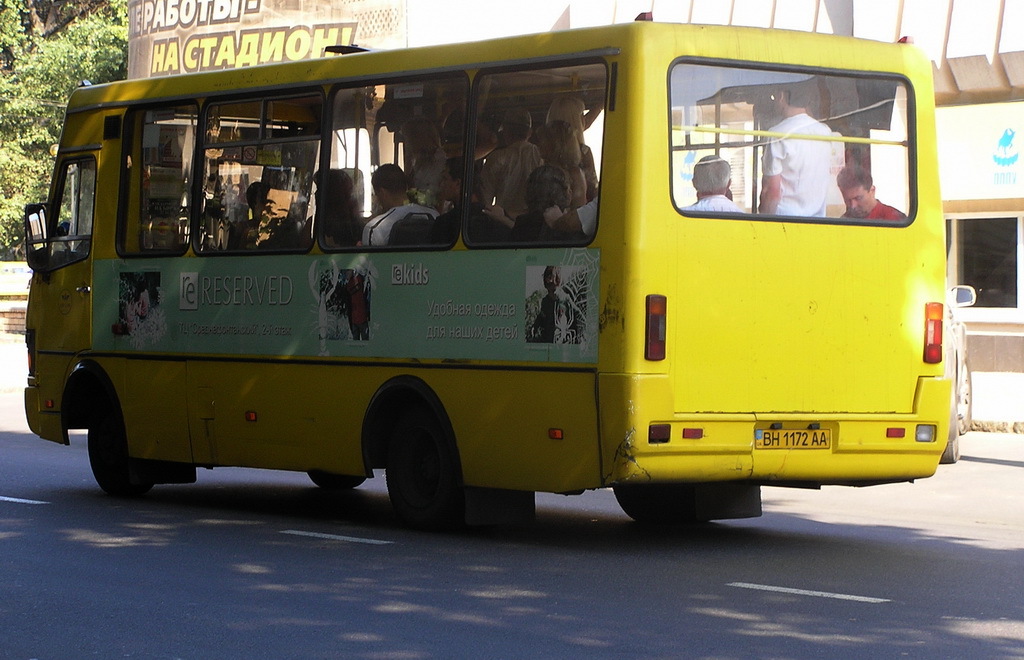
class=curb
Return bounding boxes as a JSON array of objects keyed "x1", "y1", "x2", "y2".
[{"x1": 970, "y1": 420, "x2": 1024, "y2": 435}]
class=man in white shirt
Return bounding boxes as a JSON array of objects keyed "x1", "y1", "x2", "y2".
[
  {"x1": 362, "y1": 164, "x2": 438, "y2": 246},
  {"x1": 683, "y1": 155, "x2": 743, "y2": 213},
  {"x1": 758, "y1": 87, "x2": 833, "y2": 217}
]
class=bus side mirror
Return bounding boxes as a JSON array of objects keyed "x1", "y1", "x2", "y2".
[{"x1": 24, "y1": 203, "x2": 51, "y2": 272}]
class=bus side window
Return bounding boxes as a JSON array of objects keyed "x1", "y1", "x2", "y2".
[
  {"x1": 199, "y1": 95, "x2": 321, "y2": 253},
  {"x1": 468, "y1": 61, "x2": 606, "y2": 247},
  {"x1": 47, "y1": 159, "x2": 96, "y2": 269},
  {"x1": 121, "y1": 105, "x2": 197, "y2": 255},
  {"x1": 323, "y1": 76, "x2": 469, "y2": 250}
]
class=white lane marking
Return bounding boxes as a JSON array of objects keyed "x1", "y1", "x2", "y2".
[
  {"x1": 281, "y1": 529, "x2": 393, "y2": 545},
  {"x1": 0, "y1": 495, "x2": 50, "y2": 505},
  {"x1": 727, "y1": 582, "x2": 890, "y2": 604}
]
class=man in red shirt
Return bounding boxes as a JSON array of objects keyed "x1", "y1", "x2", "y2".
[{"x1": 837, "y1": 164, "x2": 906, "y2": 221}]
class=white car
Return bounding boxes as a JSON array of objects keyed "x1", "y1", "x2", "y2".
[{"x1": 942, "y1": 285, "x2": 977, "y2": 464}]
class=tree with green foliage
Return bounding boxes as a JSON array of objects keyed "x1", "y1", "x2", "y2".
[{"x1": 0, "y1": 0, "x2": 127, "y2": 258}]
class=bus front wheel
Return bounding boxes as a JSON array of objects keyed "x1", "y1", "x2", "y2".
[
  {"x1": 385, "y1": 406, "x2": 464, "y2": 530},
  {"x1": 87, "y1": 411, "x2": 153, "y2": 497}
]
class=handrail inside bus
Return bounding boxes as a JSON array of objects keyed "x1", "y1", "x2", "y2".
[{"x1": 675, "y1": 125, "x2": 908, "y2": 147}]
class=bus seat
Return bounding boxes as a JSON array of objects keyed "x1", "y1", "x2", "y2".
[{"x1": 388, "y1": 213, "x2": 435, "y2": 246}]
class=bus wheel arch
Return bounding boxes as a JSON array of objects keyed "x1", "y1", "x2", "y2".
[
  {"x1": 362, "y1": 376, "x2": 465, "y2": 529},
  {"x1": 63, "y1": 360, "x2": 153, "y2": 497},
  {"x1": 362, "y1": 376, "x2": 459, "y2": 473},
  {"x1": 61, "y1": 360, "x2": 121, "y2": 443}
]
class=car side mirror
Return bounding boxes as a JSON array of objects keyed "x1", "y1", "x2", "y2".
[{"x1": 949, "y1": 285, "x2": 977, "y2": 308}]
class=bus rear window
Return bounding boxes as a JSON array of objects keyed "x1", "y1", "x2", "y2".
[{"x1": 669, "y1": 62, "x2": 911, "y2": 224}]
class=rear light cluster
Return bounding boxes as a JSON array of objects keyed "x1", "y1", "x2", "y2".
[
  {"x1": 886, "y1": 425, "x2": 936, "y2": 442},
  {"x1": 645, "y1": 295, "x2": 666, "y2": 360},
  {"x1": 648, "y1": 424, "x2": 703, "y2": 444},
  {"x1": 923, "y1": 302, "x2": 943, "y2": 364}
]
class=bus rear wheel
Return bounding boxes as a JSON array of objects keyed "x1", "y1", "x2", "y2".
[
  {"x1": 385, "y1": 406, "x2": 464, "y2": 530},
  {"x1": 87, "y1": 411, "x2": 153, "y2": 497}
]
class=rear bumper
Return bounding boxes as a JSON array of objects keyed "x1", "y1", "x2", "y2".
[
  {"x1": 602, "y1": 375, "x2": 950, "y2": 487},
  {"x1": 24, "y1": 386, "x2": 67, "y2": 445}
]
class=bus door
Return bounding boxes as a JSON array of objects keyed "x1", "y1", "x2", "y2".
[{"x1": 25, "y1": 156, "x2": 98, "y2": 438}]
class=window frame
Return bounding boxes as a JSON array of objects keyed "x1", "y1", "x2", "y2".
[
  {"x1": 318, "y1": 71, "x2": 472, "y2": 253},
  {"x1": 947, "y1": 213, "x2": 1024, "y2": 323},
  {"x1": 667, "y1": 57, "x2": 918, "y2": 227},
  {"x1": 44, "y1": 156, "x2": 97, "y2": 270},
  {"x1": 463, "y1": 58, "x2": 608, "y2": 249},
  {"x1": 117, "y1": 102, "x2": 200, "y2": 257},
  {"x1": 195, "y1": 88, "x2": 325, "y2": 256}
]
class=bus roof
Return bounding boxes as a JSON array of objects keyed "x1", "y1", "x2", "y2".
[{"x1": 65, "y1": 22, "x2": 931, "y2": 114}]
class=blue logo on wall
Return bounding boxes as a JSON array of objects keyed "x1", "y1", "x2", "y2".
[
  {"x1": 993, "y1": 128, "x2": 1018, "y2": 167},
  {"x1": 681, "y1": 150, "x2": 696, "y2": 182}
]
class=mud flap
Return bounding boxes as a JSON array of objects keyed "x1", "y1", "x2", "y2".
[
  {"x1": 464, "y1": 487, "x2": 536, "y2": 525},
  {"x1": 693, "y1": 483, "x2": 762, "y2": 521}
]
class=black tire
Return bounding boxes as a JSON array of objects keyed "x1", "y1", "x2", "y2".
[
  {"x1": 941, "y1": 374, "x2": 962, "y2": 465},
  {"x1": 940, "y1": 427, "x2": 960, "y2": 465},
  {"x1": 613, "y1": 483, "x2": 699, "y2": 524},
  {"x1": 385, "y1": 406, "x2": 464, "y2": 530},
  {"x1": 307, "y1": 470, "x2": 366, "y2": 490},
  {"x1": 956, "y1": 360, "x2": 973, "y2": 436},
  {"x1": 87, "y1": 411, "x2": 152, "y2": 497}
]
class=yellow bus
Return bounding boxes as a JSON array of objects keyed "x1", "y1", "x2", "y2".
[{"x1": 23, "y1": 20, "x2": 951, "y2": 529}]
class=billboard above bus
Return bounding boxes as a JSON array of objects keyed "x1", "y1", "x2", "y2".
[{"x1": 127, "y1": 0, "x2": 405, "y2": 78}]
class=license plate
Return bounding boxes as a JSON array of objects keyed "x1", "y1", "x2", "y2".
[{"x1": 755, "y1": 428, "x2": 831, "y2": 449}]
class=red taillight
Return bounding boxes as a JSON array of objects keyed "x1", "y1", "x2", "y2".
[
  {"x1": 645, "y1": 295, "x2": 666, "y2": 361},
  {"x1": 648, "y1": 424, "x2": 670, "y2": 443},
  {"x1": 924, "y1": 302, "x2": 943, "y2": 364}
]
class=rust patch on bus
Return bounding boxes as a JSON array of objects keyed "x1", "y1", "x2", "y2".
[{"x1": 599, "y1": 283, "x2": 623, "y2": 332}]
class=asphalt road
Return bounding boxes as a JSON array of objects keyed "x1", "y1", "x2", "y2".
[{"x1": 2, "y1": 386, "x2": 1024, "y2": 659}]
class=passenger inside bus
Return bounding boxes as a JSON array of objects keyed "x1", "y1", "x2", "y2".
[
  {"x1": 362, "y1": 163, "x2": 438, "y2": 246},
  {"x1": 245, "y1": 181, "x2": 301, "y2": 250},
  {"x1": 541, "y1": 196, "x2": 597, "y2": 240},
  {"x1": 321, "y1": 169, "x2": 363, "y2": 246},
  {"x1": 684, "y1": 155, "x2": 743, "y2": 213},
  {"x1": 836, "y1": 164, "x2": 906, "y2": 221},
  {"x1": 510, "y1": 164, "x2": 573, "y2": 242},
  {"x1": 758, "y1": 86, "x2": 833, "y2": 216},
  {"x1": 480, "y1": 108, "x2": 543, "y2": 219},
  {"x1": 432, "y1": 157, "x2": 489, "y2": 244},
  {"x1": 535, "y1": 120, "x2": 587, "y2": 209},
  {"x1": 546, "y1": 96, "x2": 601, "y2": 201},
  {"x1": 403, "y1": 118, "x2": 447, "y2": 204}
]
